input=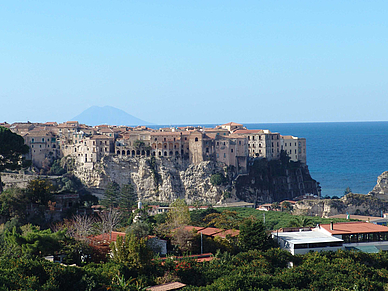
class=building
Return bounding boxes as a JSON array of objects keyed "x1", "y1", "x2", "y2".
[
  {"x1": 274, "y1": 221, "x2": 388, "y2": 255},
  {"x1": 13, "y1": 121, "x2": 306, "y2": 176}
]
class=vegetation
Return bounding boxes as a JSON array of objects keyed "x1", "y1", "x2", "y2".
[
  {"x1": 210, "y1": 173, "x2": 227, "y2": 186},
  {"x1": 0, "y1": 126, "x2": 30, "y2": 193}
]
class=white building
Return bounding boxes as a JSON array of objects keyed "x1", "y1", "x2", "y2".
[{"x1": 273, "y1": 221, "x2": 388, "y2": 255}]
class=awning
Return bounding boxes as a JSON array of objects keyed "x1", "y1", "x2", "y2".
[{"x1": 345, "y1": 245, "x2": 379, "y2": 253}]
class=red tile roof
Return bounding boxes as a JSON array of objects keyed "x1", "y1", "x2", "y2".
[
  {"x1": 212, "y1": 229, "x2": 240, "y2": 238},
  {"x1": 321, "y1": 222, "x2": 388, "y2": 235}
]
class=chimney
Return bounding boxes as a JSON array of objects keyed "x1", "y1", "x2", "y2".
[{"x1": 330, "y1": 221, "x2": 334, "y2": 230}]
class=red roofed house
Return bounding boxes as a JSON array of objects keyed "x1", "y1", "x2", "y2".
[{"x1": 274, "y1": 221, "x2": 388, "y2": 255}]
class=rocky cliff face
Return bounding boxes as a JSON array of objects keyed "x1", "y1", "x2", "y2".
[
  {"x1": 293, "y1": 193, "x2": 388, "y2": 217},
  {"x1": 68, "y1": 155, "x2": 319, "y2": 205},
  {"x1": 72, "y1": 156, "x2": 228, "y2": 204},
  {"x1": 235, "y1": 159, "x2": 319, "y2": 204},
  {"x1": 369, "y1": 171, "x2": 388, "y2": 201}
]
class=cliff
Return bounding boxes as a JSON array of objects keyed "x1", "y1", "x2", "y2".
[
  {"x1": 369, "y1": 171, "x2": 388, "y2": 201},
  {"x1": 66, "y1": 154, "x2": 319, "y2": 205},
  {"x1": 235, "y1": 158, "x2": 319, "y2": 204},
  {"x1": 70, "y1": 156, "x2": 228, "y2": 204},
  {"x1": 293, "y1": 193, "x2": 388, "y2": 217}
]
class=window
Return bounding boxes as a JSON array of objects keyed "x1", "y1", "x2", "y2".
[
  {"x1": 42, "y1": 138, "x2": 44, "y2": 142},
  {"x1": 195, "y1": 137, "x2": 198, "y2": 142},
  {"x1": 223, "y1": 153, "x2": 226, "y2": 158},
  {"x1": 32, "y1": 138, "x2": 34, "y2": 142},
  {"x1": 231, "y1": 149, "x2": 234, "y2": 153}
]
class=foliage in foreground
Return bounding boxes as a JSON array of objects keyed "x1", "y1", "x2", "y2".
[{"x1": 2, "y1": 249, "x2": 388, "y2": 290}]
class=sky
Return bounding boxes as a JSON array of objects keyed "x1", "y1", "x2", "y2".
[{"x1": 1, "y1": 1, "x2": 387, "y2": 125}]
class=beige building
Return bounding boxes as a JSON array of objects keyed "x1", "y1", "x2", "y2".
[
  {"x1": 22, "y1": 130, "x2": 59, "y2": 168},
  {"x1": 281, "y1": 135, "x2": 306, "y2": 164},
  {"x1": 234, "y1": 129, "x2": 281, "y2": 160}
]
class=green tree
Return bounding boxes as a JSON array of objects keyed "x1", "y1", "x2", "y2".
[
  {"x1": 288, "y1": 216, "x2": 314, "y2": 227},
  {"x1": 167, "y1": 198, "x2": 191, "y2": 228},
  {"x1": 119, "y1": 184, "x2": 137, "y2": 211},
  {"x1": 0, "y1": 187, "x2": 28, "y2": 221},
  {"x1": 239, "y1": 218, "x2": 273, "y2": 252},
  {"x1": 110, "y1": 233, "x2": 153, "y2": 270},
  {"x1": 126, "y1": 221, "x2": 149, "y2": 239},
  {"x1": 4, "y1": 226, "x2": 68, "y2": 257},
  {"x1": 210, "y1": 173, "x2": 226, "y2": 186},
  {"x1": 101, "y1": 181, "x2": 120, "y2": 208},
  {"x1": 0, "y1": 126, "x2": 30, "y2": 193},
  {"x1": 26, "y1": 177, "x2": 54, "y2": 206},
  {"x1": 203, "y1": 210, "x2": 242, "y2": 229}
]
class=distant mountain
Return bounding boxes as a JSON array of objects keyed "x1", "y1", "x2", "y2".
[{"x1": 71, "y1": 106, "x2": 153, "y2": 126}]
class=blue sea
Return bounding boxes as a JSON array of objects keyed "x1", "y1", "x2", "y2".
[
  {"x1": 246, "y1": 122, "x2": 388, "y2": 197},
  {"x1": 153, "y1": 122, "x2": 388, "y2": 197}
]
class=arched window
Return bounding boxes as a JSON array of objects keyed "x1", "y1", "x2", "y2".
[{"x1": 195, "y1": 137, "x2": 198, "y2": 142}]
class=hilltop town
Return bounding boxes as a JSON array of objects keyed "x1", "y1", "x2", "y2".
[{"x1": 0, "y1": 121, "x2": 306, "y2": 175}]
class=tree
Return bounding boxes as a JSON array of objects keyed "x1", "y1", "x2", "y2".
[
  {"x1": 98, "y1": 208, "x2": 122, "y2": 240},
  {"x1": 288, "y1": 216, "x2": 314, "y2": 228},
  {"x1": 0, "y1": 187, "x2": 28, "y2": 221},
  {"x1": 26, "y1": 177, "x2": 54, "y2": 206},
  {"x1": 239, "y1": 218, "x2": 273, "y2": 252},
  {"x1": 167, "y1": 198, "x2": 191, "y2": 228},
  {"x1": 126, "y1": 221, "x2": 150, "y2": 239},
  {"x1": 203, "y1": 210, "x2": 242, "y2": 229},
  {"x1": 210, "y1": 173, "x2": 226, "y2": 186},
  {"x1": 119, "y1": 184, "x2": 137, "y2": 211},
  {"x1": 110, "y1": 233, "x2": 153, "y2": 270},
  {"x1": 0, "y1": 127, "x2": 30, "y2": 193},
  {"x1": 344, "y1": 187, "x2": 352, "y2": 195},
  {"x1": 101, "y1": 181, "x2": 120, "y2": 208},
  {"x1": 71, "y1": 214, "x2": 98, "y2": 240}
]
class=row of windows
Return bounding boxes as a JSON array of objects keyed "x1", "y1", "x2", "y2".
[
  {"x1": 342, "y1": 232, "x2": 388, "y2": 243},
  {"x1": 294, "y1": 242, "x2": 343, "y2": 249}
]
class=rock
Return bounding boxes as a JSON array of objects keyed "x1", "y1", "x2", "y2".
[{"x1": 369, "y1": 171, "x2": 388, "y2": 201}]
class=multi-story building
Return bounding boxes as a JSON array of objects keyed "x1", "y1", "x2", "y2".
[
  {"x1": 281, "y1": 135, "x2": 306, "y2": 164},
  {"x1": 22, "y1": 130, "x2": 59, "y2": 168},
  {"x1": 12, "y1": 121, "x2": 306, "y2": 174}
]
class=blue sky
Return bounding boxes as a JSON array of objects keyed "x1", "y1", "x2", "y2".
[{"x1": 1, "y1": 1, "x2": 387, "y2": 125}]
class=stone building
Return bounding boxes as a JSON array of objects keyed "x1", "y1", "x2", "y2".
[{"x1": 22, "y1": 130, "x2": 59, "y2": 168}]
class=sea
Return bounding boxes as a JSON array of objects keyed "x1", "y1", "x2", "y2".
[
  {"x1": 152, "y1": 122, "x2": 388, "y2": 197},
  {"x1": 245, "y1": 121, "x2": 388, "y2": 197}
]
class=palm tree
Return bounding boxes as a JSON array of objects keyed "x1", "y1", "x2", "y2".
[{"x1": 288, "y1": 216, "x2": 313, "y2": 227}]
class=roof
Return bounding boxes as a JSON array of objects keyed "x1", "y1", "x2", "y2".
[
  {"x1": 327, "y1": 214, "x2": 382, "y2": 221},
  {"x1": 147, "y1": 282, "x2": 186, "y2": 291},
  {"x1": 320, "y1": 222, "x2": 388, "y2": 235},
  {"x1": 221, "y1": 122, "x2": 243, "y2": 126},
  {"x1": 91, "y1": 231, "x2": 125, "y2": 243},
  {"x1": 233, "y1": 129, "x2": 264, "y2": 134},
  {"x1": 198, "y1": 227, "x2": 223, "y2": 236},
  {"x1": 212, "y1": 229, "x2": 240, "y2": 238},
  {"x1": 274, "y1": 230, "x2": 343, "y2": 244}
]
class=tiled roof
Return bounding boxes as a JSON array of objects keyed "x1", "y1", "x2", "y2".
[
  {"x1": 212, "y1": 229, "x2": 240, "y2": 238},
  {"x1": 147, "y1": 282, "x2": 186, "y2": 291},
  {"x1": 233, "y1": 129, "x2": 264, "y2": 134},
  {"x1": 320, "y1": 222, "x2": 388, "y2": 235},
  {"x1": 327, "y1": 214, "x2": 381, "y2": 221}
]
